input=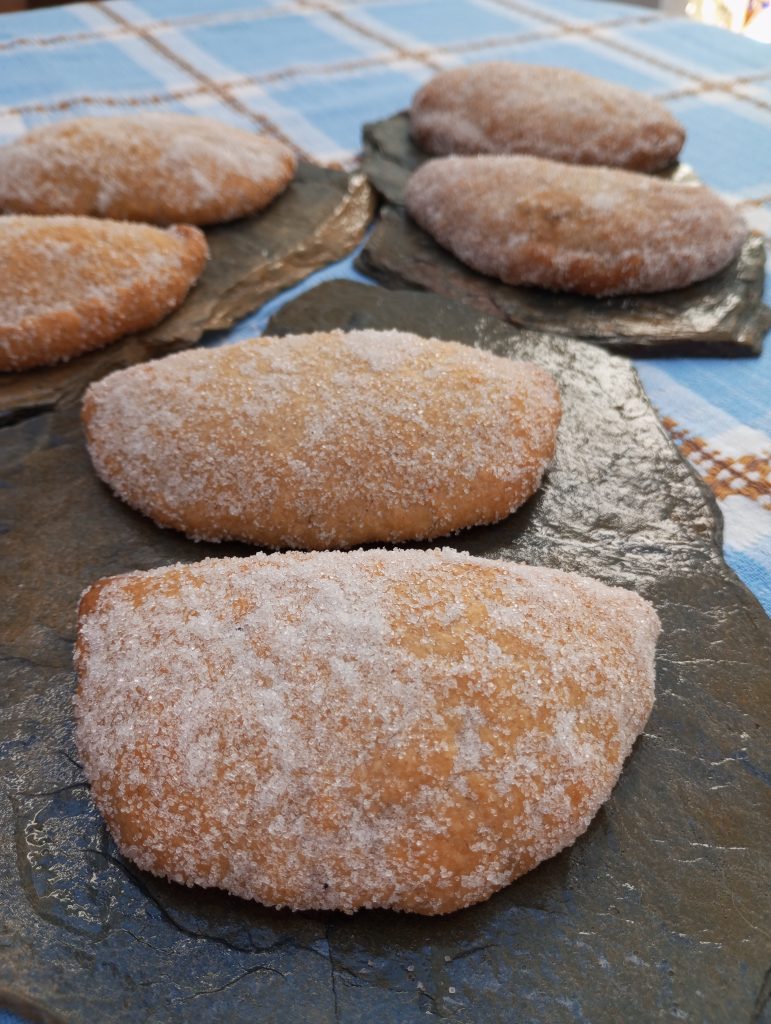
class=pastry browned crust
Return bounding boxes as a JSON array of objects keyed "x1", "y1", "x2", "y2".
[
  {"x1": 411, "y1": 62, "x2": 685, "y2": 172},
  {"x1": 0, "y1": 115, "x2": 297, "y2": 225},
  {"x1": 405, "y1": 155, "x2": 747, "y2": 297},
  {"x1": 75, "y1": 548, "x2": 659, "y2": 915},
  {"x1": 81, "y1": 329, "x2": 561, "y2": 548},
  {"x1": 0, "y1": 215, "x2": 208, "y2": 372}
]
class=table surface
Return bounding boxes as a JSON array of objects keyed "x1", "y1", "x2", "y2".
[
  {"x1": 0, "y1": 0, "x2": 769, "y2": 613},
  {"x1": 0, "y1": 3, "x2": 769, "y2": 1021}
]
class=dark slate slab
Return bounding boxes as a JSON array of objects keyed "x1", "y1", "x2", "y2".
[
  {"x1": 0, "y1": 281, "x2": 769, "y2": 1024},
  {"x1": 359, "y1": 112, "x2": 771, "y2": 357},
  {"x1": 0, "y1": 163, "x2": 375, "y2": 426}
]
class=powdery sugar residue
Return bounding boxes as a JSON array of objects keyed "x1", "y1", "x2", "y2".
[
  {"x1": 0, "y1": 215, "x2": 207, "y2": 371},
  {"x1": 411, "y1": 63, "x2": 685, "y2": 172},
  {"x1": 74, "y1": 547, "x2": 660, "y2": 915},
  {"x1": 405, "y1": 155, "x2": 748, "y2": 297},
  {"x1": 0, "y1": 114, "x2": 297, "y2": 225},
  {"x1": 82, "y1": 329, "x2": 561, "y2": 548}
]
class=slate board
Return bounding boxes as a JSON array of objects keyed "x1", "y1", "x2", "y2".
[
  {"x1": 1, "y1": 282, "x2": 769, "y2": 1024},
  {"x1": 0, "y1": 162, "x2": 375, "y2": 426},
  {"x1": 359, "y1": 112, "x2": 771, "y2": 357}
]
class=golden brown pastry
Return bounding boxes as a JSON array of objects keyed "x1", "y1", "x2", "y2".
[
  {"x1": 0, "y1": 115, "x2": 296, "y2": 225},
  {"x1": 81, "y1": 329, "x2": 561, "y2": 548},
  {"x1": 0, "y1": 215, "x2": 208, "y2": 372},
  {"x1": 405, "y1": 155, "x2": 746, "y2": 297},
  {"x1": 411, "y1": 62, "x2": 685, "y2": 172},
  {"x1": 75, "y1": 547, "x2": 660, "y2": 915}
]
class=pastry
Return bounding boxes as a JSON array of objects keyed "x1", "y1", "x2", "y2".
[
  {"x1": 75, "y1": 547, "x2": 660, "y2": 915},
  {"x1": 0, "y1": 215, "x2": 208, "y2": 371},
  {"x1": 82, "y1": 329, "x2": 561, "y2": 548},
  {"x1": 405, "y1": 155, "x2": 747, "y2": 297},
  {"x1": 411, "y1": 62, "x2": 684, "y2": 172},
  {"x1": 0, "y1": 114, "x2": 297, "y2": 225}
]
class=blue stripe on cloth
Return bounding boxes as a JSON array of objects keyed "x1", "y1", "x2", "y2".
[
  {"x1": 516, "y1": 0, "x2": 648, "y2": 21},
  {"x1": 0, "y1": 6, "x2": 88, "y2": 42},
  {"x1": 636, "y1": 364, "x2": 750, "y2": 437},
  {"x1": 0, "y1": 37, "x2": 180, "y2": 107},
  {"x1": 637, "y1": 289, "x2": 771, "y2": 436},
  {"x1": 645, "y1": 357, "x2": 771, "y2": 434},
  {"x1": 112, "y1": 0, "x2": 277, "y2": 20},
  {"x1": 669, "y1": 94, "x2": 771, "y2": 196},
  {"x1": 607, "y1": 16, "x2": 771, "y2": 77},
  {"x1": 464, "y1": 34, "x2": 685, "y2": 92},
  {"x1": 359, "y1": 0, "x2": 538, "y2": 46},
  {"x1": 263, "y1": 66, "x2": 428, "y2": 153},
  {"x1": 182, "y1": 12, "x2": 377, "y2": 77},
  {"x1": 724, "y1": 547, "x2": 771, "y2": 614}
]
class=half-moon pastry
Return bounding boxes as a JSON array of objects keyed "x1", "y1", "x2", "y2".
[
  {"x1": 82, "y1": 329, "x2": 561, "y2": 548},
  {"x1": 0, "y1": 114, "x2": 296, "y2": 225},
  {"x1": 0, "y1": 215, "x2": 208, "y2": 371},
  {"x1": 405, "y1": 155, "x2": 746, "y2": 297},
  {"x1": 411, "y1": 62, "x2": 684, "y2": 172},
  {"x1": 75, "y1": 547, "x2": 660, "y2": 915}
]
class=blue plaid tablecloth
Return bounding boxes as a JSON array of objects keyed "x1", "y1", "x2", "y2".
[{"x1": 0, "y1": 0, "x2": 769, "y2": 617}]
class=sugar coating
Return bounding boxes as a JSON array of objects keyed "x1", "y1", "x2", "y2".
[
  {"x1": 411, "y1": 62, "x2": 685, "y2": 172},
  {"x1": 81, "y1": 329, "x2": 561, "y2": 549},
  {"x1": 405, "y1": 155, "x2": 747, "y2": 297},
  {"x1": 0, "y1": 215, "x2": 208, "y2": 372},
  {"x1": 74, "y1": 547, "x2": 660, "y2": 915},
  {"x1": 0, "y1": 114, "x2": 297, "y2": 225}
]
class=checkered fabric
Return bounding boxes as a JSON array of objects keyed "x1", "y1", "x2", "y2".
[{"x1": 0, "y1": 0, "x2": 769, "y2": 616}]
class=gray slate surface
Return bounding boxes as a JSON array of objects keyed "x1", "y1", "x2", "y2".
[
  {"x1": 0, "y1": 282, "x2": 768, "y2": 1023},
  {"x1": 359, "y1": 112, "x2": 771, "y2": 357},
  {"x1": 0, "y1": 163, "x2": 374, "y2": 425}
]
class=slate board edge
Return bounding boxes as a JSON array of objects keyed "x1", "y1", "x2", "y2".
[
  {"x1": 354, "y1": 206, "x2": 770, "y2": 358},
  {"x1": 266, "y1": 279, "x2": 726, "y2": 580},
  {"x1": 266, "y1": 278, "x2": 771, "y2": 629},
  {"x1": 0, "y1": 166, "x2": 376, "y2": 428},
  {"x1": 1, "y1": 280, "x2": 769, "y2": 1024}
]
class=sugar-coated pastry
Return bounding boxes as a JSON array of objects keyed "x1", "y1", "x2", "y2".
[
  {"x1": 0, "y1": 115, "x2": 297, "y2": 225},
  {"x1": 81, "y1": 329, "x2": 561, "y2": 548},
  {"x1": 0, "y1": 215, "x2": 208, "y2": 372},
  {"x1": 411, "y1": 62, "x2": 685, "y2": 172},
  {"x1": 405, "y1": 155, "x2": 747, "y2": 297},
  {"x1": 75, "y1": 547, "x2": 660, "y2": 915}
]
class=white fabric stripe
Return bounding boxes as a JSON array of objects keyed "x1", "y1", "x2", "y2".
[
  {"x1": 69, "y1": 4, "x2": 118, "y2": 33},
  {"x1": 234, "y1": 82, "x2": 350, "y2": 161},
  {"x1": 300, "y1": 7, "x2": 391, "y2": 57},
  {"x1": 100, "y1": 1, "x2": 153, "y2": 24},
  {"x1": 739, "y1": 205, "x2": 771, "y2": 238},
  {"x1": 176, "y1": 92, "x2": 255, "y2": 128},
  {"x1": 102, "y1": 0, "x2": 307, "y2": 28},
  {"x1": 102, "y1": 31, "x2": 199, "y2": 89},
  {"x1": 314, "y1": 1, "x2": 432, "y2": 55},
  {"x1": 0, "y1": 112, "x2": 26, "y2": 140},
  {"x1": 597, "y1": 16, "x2": 751, "y2": 81},
  {"x1": 675, "y1": 89, "x2": 771, "y2": 128},
  {"x1": 720, "y1": 496, "x2": 771, "y2": 558},
  {"x1": 147, "y1": 27, "x2": 245, "y2": 83},
  {"x1": 636, "y1": 364, "x2": 748, "y2": 439},
  {"x1": 710, "y1": 425, "x2": 771, "y2": 459}
]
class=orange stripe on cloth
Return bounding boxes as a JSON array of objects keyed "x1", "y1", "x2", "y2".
[{"x1": 663, "y1": 418, "x2": 771, "y2": 508}]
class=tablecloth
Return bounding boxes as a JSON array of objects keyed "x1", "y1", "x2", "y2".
[
  {"x1": 0, "y1": 5, "x2": 769, "y2": 1020},
  {"x1": 0, "y1": 0, "x2": 769, "y2": 622}
]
